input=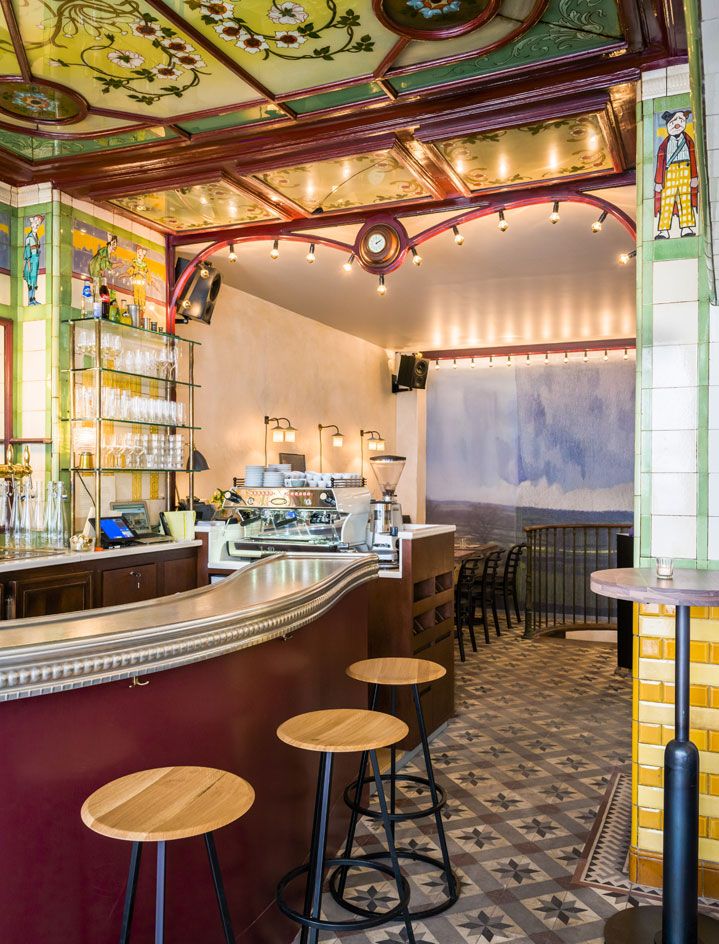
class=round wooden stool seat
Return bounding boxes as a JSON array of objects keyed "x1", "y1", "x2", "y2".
[
  {"x1": 347, "y1": 657, "x2": 446, "y2": 687},
  {"x1": 277, "y1": 708, "x2": 408, "y2": 753},
  {"x1": 81, "y1": 766, "x2": 255, "y2": 843}
]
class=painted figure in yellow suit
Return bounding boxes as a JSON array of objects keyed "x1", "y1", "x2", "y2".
[
  {"x1": 126, "y1": 246, "x2": 149, "y2": 311},
  {"x1": 654, "y1": 109, "x2": 698, "y2": 239}
]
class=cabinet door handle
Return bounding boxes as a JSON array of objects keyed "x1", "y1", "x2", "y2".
[{"x1": 129, "y1": 570, "x2": 142, "y2": 590}]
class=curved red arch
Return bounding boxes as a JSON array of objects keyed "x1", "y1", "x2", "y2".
[{"x1": 169, "y1": 193, "x2": 636, "y2": 329}]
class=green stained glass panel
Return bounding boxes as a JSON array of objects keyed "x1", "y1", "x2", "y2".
[
  {"x1": 0, "y1": 127, "x2": 178, "y2": 161},
  {"x1": 290, "y1": 82, "x2": 385, "y2": 114},
  {"x1": 178, "y1": 104, "x2": 288, "y2": 133}
]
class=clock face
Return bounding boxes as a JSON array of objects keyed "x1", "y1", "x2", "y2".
[
  {"x1": 358, "y1": 223, "x2": 402, "y2": 268},
  {"x1": 368, "y1": 232, "x2": 387, "y2": 254}
]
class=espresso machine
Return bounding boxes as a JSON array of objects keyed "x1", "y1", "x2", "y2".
[
  {"x1": 368, "y1": 455, "x2": 405, "y2": 565},
  {"x1": 208, "y1": 483, "x2": 371, "y2": 567}
]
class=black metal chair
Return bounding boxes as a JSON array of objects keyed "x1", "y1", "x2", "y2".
[
  {"x1": 454, "y1": 554, "x2": 486, "y2": 661},
  {"x1": 495, "y1": 543, "x2": 526, "y2": 628},
  {"x1": 468, "y1": 550, "x2": 505, "y2": 645}
]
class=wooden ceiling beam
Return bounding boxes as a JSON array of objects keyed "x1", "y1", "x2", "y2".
[{"x1": 0, "y1": 0, "x2": 32, "y2": 82}]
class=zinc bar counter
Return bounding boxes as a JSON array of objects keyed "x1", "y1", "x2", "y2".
[{"x1": 0, "y1": 551, "x2": 377, "y2": 944}]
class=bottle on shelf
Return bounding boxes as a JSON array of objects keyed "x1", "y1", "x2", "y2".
[{"x1": 99, "y1": 284, "x2": 110, "y2": 319}]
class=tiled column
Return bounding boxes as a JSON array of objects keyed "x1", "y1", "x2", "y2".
[{"x1": 632, "y1": 52, "x2": 719, "y2": 889}]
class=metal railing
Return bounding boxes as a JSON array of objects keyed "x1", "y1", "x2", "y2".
[{"x1": 523, "y1": 523, "x2": 632, "y2": 637}]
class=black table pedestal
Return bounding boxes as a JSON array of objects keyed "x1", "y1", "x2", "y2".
[{"x1": 605, "y1": 605, "x2": 719, "y2": 944}]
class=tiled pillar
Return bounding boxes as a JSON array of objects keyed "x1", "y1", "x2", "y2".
[{"x1": 632, "y1": 52, "x2": 719, "y2": 889}]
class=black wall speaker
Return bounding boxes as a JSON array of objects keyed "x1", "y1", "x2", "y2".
[
  {"x1": 174, "y1": 257, "x2": 222, "y2": 325},
  {"x1": 395, "y1": 353, "x2": 430, "y2": 391}
]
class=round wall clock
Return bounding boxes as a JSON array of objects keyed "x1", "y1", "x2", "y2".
[{"x1": 357, "y1": 222, "x2": 403, "y2": 269}]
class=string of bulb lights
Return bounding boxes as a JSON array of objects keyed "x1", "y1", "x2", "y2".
[
  {"x1": 433, "y1": 346, "x2": 635, "y2": 370},
  {"x1": 188, "y1": 201, "x2": 637, "y2": 299}
]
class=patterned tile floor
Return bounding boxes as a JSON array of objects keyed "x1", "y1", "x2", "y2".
[{"x1": 314, "y1": 623, "x2": 634, "y2": 944}]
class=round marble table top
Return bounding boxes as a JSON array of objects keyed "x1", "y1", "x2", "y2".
[{"x1": 591, "y1": 568, "x2": 719, "y2": 606}]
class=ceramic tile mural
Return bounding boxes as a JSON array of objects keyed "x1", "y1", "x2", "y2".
[
  {"x1": 426, "y1": 362, "x2": 635, "y2": 545},
  {"x1": 0, "y1": 206, "x2": 10, "y2": 274},
  {"x1": 22, "y1": 212, "x2": 45, "y2": 306},
  {"x1": 653, "y1": 104, "x2": 700, "y2": 240},
  {"x1": 72, "y1": 219, "x2": 165, "y2": 309}
]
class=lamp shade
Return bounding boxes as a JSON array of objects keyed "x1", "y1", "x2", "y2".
[{"x1": 186, "y1": 449, "x2": 210, "y2": 472}]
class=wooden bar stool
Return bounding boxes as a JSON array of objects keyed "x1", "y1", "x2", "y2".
[
  {"x1": 330, "y1": 658, "x2": 458, "y2": 919},
  {"x1": 81, "y1": 766, "x2": 254, "y2": 944},
  {"x1": 276, "y1": 708, "x2": 416, "y2": 944}
]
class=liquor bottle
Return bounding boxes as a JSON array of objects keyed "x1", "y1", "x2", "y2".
[{"x1": 99, "y1": 284, "x2": 110, "y2": 319}]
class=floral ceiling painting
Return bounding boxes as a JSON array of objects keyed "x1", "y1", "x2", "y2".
[
  {"x1": 252, "y1": 150, "x2": 432, "y2": 212},
  {"x1": 0, "y1": 0, "x2": 629, "y2": 165},
  {"x1": 109, "y1": 179, "x2": 280, "y2": 230},
  {"x1": 434, "y1": 113, "x2": 616, "y2": 192}
]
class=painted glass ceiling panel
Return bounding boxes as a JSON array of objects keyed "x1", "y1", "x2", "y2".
[
  {"x1": 110, "y1": 180, "x2": 279, "y2": 230},
  {"x1": 252, "y1": 150, "x2": 431, "y2": 212},
  {"x1": 0, "y1": 8, "x2": 21, "y2": 74},
  {"x1": 15, "y1": 0, "x2": 260, "y2": 120},
  {"x1": 434, "y1": 113, "x2": 613, "y2": 191},
  {"x1": 162, "y1": 0, "x2": 398, "y2": 96},
  {"x1": 0, "y1": 125, "x2": 177, "y2": 158}
]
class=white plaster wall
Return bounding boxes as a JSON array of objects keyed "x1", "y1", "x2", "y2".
[
  {"x1": 395, "y1": 387, "x2": 426, "y2": 524},
  {"x1": 181, "y1": 284, "x2": 397, "y2": 498}
]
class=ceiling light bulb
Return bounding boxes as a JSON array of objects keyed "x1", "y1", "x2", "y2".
[
  {"x1": 624, "y1": 348, "x2": 628, "y2": 360},
  {"x1": 228, "y1": 243, "x2": 237, "y2": 262},
  {"x1": 284, "y1": 425, "x2": 296, "y2": 443},
  {"x1": 434, "y1": 359, "x2": 440, "y2": 370},
  {"x1": 199, "y1": 265, "x2": 210, "y2": 279},
  {"x1": 306, "y1": 243, "x2": 316, "y2": 263},
  {"x1": 180, "y1": 298, "x2": 191, "y2": 311},
  {"x1": 604, "y1": 350, "x2": 608, "y2": 361},
  {"x1": 489, "y1": 355, "x2": 494, "y2": 368},
  {"x1": 411, "y1": 247, "x2": 422, "y2": 266},
  {"x1": 342, "y1": 253, "x2": 355, "y2": 273},
  {"x1": 549, "y1": 201, "x2": 560, "y2": 224},
  {"x1": 545, "y1": 352, "x2": 549, "y2": 364},
  {"x1": 332, "y1": 433, "x2": 344, "y2": 447},
  {"x1": 270, "y1": 239, "x2": 279, "y2": 260},
  {"x1": 453, "y1": 358, "x2": 457, "y2": 370},
  {"x1": 583, "y1": 350, "x2": 588, "y2": 363},
  {"x1": 618, "y1": 249, "x2": 636, "y2": 265},
  {"x1": 377, "y1": 275, "x2": 386, "y2": 296},
  {"x1": 564, "y1": 351, "x2": 568, "y2": 364},
  {"x1": 592, "y1": 210, "x2": 608, "y2": 234},
  {"x1": 498, "y1": 210, "x2": 509, "y2": 232},
  {"x1": 470, "y1": 357, "x2": 475, "y2": 368},
  {"x1": 507, "y1": 355, "x2": 511, "y2": 367},
  {"x1": 526, "y1": 353, "x2": 531, "y2": 365},
  {"x1": 452, "y1": 225, "x2": 464, "y2": 245}
]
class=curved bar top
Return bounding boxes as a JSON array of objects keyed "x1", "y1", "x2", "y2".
[
  {"x1": 0, "y1": 551, "x2": 379, "y2": 701},
  {"x1": 591, "y1": 567, "x2": 719, "y2": 606}
]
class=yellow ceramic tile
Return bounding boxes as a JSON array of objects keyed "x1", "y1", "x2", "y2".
[
  {"x1": 640, "y1": 604, "x2": 661, "y2": 617},
  {"x1": 699, "y1": 837, "x2": 719, "y2": 860},
  {"x1": 700, "y1": 815, "x2": 708, "y2": 837},
  {"x1": 637, "y1": 784, "x2": 664, "y2": 811},
  {"x1": 637, "y1": 826, "x2": 663, "y2": 853},
  {"x1": 710, "y1": 731, "x2": 719, "y2": 752},
  {"x1": 709, "y1": 818, "x2": 719, "y2": 839},
  {"x1": 638, "y1": 765, "x2": 663, "y2": 787},
  {"x1": 691, "y1": 607, "x2": 710, "y2": 620},
  {"x1": 691, "y1": 685, "x2": 710, "y2": 707},
  {"x1": 701, "y1": 772, "x2": 709, "y2": 794},
  {"x1": 709, "y1": 774, "x2": 719, "y2": 797},
  {"x1": 660, "y1": 605, "x2": 676, "y2": 617},
  {"x1": 711, "y1": 689, "x2": 719, "y2": 710},
  {"x1": 664, "y1": 640, "x2": 709, "y2": 661},
  {"x1": 710, "y1": 643, "x2": 719, "y2": 664},
  {"x1": 639, "y1": 702, "x2": 676, "y2": 725},
  {"x1": 639, "y1": 680, "x2": 664, "y2": 702},
  {"x1": 638, "y1": 744, "x2": 664, "y2": 767},
  {"x1": 692, "y1": 729, "x2": 709, "y2": 751},
  {"x1": 638, "y1": 808, "x2": 663, "y2": 830},
  {"x1": 640, "y1": 637, "x2": 663, "y2": 658},
  {"x1": 639, "y1": 723, "x2": 662, "y2": 745},
  {"x1": 709, "y1": 608, "x2": 719, "y2": 621}
]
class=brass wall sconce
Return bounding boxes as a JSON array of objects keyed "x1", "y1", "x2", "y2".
[
  {"x1": 360, "y1": 429, "x2": 385, "y2": 477},
  {"x1": 264, "y1": 415, "x2": 297, "y2": 464},
  {"x1": 318, "y1": 423, "x2": 344, "y2": 472}
]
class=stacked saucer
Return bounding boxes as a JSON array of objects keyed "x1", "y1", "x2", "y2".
[
  {"x1": 263, "y1": 468, "x2": 286, "y2": 487},
  {"x1": 245, "y1": 465, "x2": 265, "y2": 486}
]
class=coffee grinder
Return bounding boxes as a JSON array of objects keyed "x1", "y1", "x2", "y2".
[{"x1": 368, "y1": 454, "x2": 406, "y2": 564}]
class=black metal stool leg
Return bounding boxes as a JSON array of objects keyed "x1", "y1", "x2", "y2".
[
  {"x1": 503, "y1": 589, "x2": 512, "y2": 628},
  {"x1": 306, "y1": 751, "x2": 333, "y2": 944},
  {"x1": 456, "y1": 622, "x2": 466, "y2": 662},
  {"x1": 337, "y1": 684, "x2": 379, "y2": 898},
  {"x1": 119, "y1": 841, "x2": 142, "y2": 944},
  {"x1": 300, "y1": 745, "x2": 329, "y2": 944},
  {"x1": 390, "y1": 684, "x2": 398, "y2": 842},
  {"x1": 412, "y1": 684, "x2": 458, "y2": 903},
  {"x1": 204, "y1": 832, "x2": 236, "y2": 944},
  {"x1": 369, "y1": 751, "x2": 416, "y2": 944},
  {"x1": 155, "y1": 841, "x2": 166, "y2": 944},
  {"x1": 468, "y1": 600, "x2": 479, "y2": 651}
]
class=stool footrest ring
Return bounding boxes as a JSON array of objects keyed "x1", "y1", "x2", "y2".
[
  {"x1": 277, "y1": 856, "x2": 410, "y2": 933},
  {"x1": 329, "y1": 850, "x2": 459, "y2": 920},
  {"x1": 344, "y1": 773, "x2": 445, "y2": 821}
]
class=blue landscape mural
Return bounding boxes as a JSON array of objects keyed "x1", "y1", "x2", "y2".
[{"x1": 426, "y1": 360, "x2": 635, "y2": 546}]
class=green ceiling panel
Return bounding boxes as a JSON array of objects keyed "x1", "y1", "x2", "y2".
[
  {"x1": 542, "y1": 0, "x2": 623, "y2": 40},
  {"x1": 388, "y1": 22, "x2": 618, "y2": 94},
  {"x1": 290, "y1": 82, "x2": 385, "y2": 114},
  {"x1": 0, "y1": 126, "x2": 177, "y2": 160},
  {"x1": 178, "y1": 104, "x2": 288, "y2": 134}
]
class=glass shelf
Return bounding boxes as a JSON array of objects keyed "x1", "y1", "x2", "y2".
[
  {"x1": 68, "y1": 467, "x2": 187, "y2": 474},
  {"x1": 68, "y1": 316, "x2": 200, "y2": 345},
  {"x1": 67, "y1": 366, "x2": 200, "y2": 388},
  {"x1": 64, "y1": 417, "x2": 200, "y2": 431}
]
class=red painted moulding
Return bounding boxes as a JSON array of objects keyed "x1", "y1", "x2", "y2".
[{"x1": 168, "y1": 185, "x2": 636, "y2": 331}]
